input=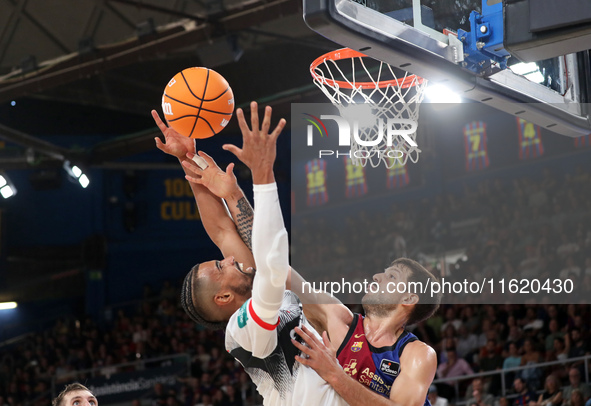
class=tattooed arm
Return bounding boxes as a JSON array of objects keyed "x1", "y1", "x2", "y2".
[{"x1": 226, "y1": 196, "x2": 254, "y2": 250}]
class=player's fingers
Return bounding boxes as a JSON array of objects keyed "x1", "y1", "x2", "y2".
[
  {"x1": 181, "y1": 159, "x2": 203, "y2": 176},
  {"x1": 185, "y1": 175, "x2": 202, "y2": 184},
  {"x1": 151, "y1": 110, "x2": 168, "y2": 131},
  {"x1": 250, "y1": 101, "x2": 259, "y2": 133},
  {"x1": 197, "y1": 151, "x2": 218, "y2": 168},
  {"x1": 236, "y1": 108, "x2": 251, "y2": 137},
  {"x1": 226, "y1": 162, "x2": 235, "y2": 176},
  {"x1": 222, "y1": 144, "x2": 242, "y2": 158},
  {"x1": 261, "y1": 106, "x2": 272, "y2": 135},
  {"x1": 291, "y1": 338, "x2": 310, "y2": 354},
  {"x1": 155, "y1": 137, "x2": 165, "y2": 149},
  {"x1": 301, "y1": 325, "x2": 323, "y2": 347},
  {"x1": 294, "y1": 327, "x2": 314, "y2": 347},
  {"x1": 294, "y1": 355, "x2": 309, "y2": 366},
  {"x1": 270, "y1": 118, "x2": 287, "y2": 141}
]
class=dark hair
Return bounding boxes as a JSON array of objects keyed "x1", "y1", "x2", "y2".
[
  {"x1": 52, "y1": 383, "x2": 94, "y2": 406},
  {"x1": 180, "y1": 264, "x2": 227, "y2": 331},
  {"x1": 392, "y1": 258, "x2": 442, "y2": 325}
]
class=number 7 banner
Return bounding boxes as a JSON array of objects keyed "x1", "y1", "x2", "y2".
[{"x1": 463, "y1": 121, "x2": 490, "y2": 172}]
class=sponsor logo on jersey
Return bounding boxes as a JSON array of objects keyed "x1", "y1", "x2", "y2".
[
  {"x1": 379, "y1": 359, "x2": 400, "y2": 377},
  {"x1": 343, "y1": 359, "x2": 358, "y2": 376},
  {"x1": 237, "y1": 301, "x2": 249, "y2": 328},
  {"x1": 351, "y1": 341, "x2": 363, "y2": 352},
  {"x1": 354, "y1": 333, "x2": 364, "y2": 338}
]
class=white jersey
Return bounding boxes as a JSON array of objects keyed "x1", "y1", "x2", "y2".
[{"x1": 225, "y1": 291, "x2": 348, "y2": 406}]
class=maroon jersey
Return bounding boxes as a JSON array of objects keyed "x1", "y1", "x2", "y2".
[{"x1": 336, "y1": 313, "x2": 430, "y2": 404}]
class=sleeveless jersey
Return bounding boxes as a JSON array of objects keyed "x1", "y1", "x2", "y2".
[{"x1": 336, "y1": 313, "x2": 431, "y2": 405}]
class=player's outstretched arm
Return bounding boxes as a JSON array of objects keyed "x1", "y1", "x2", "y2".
[
  {"x1": 225, "y1": 103, "x2": 353, "y2": 335},
  {"x1": 224, "y1": 102, "x2": 289, "y2": 324},
  {"x1": 152, "y1": 109, "x2": 253, "y2": 267},
  {"x1": 294, "y1": 326, "x2": 437, "y2": 406}
]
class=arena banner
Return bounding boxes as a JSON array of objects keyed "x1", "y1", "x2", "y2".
[
  {"x1": 83, "y1": 365, "x2": 185, "y2": 403},
  {"x1": 305, "y1": 158, "x2": 329, "y2": 206},
  {"x1": 463, "y1": 121, "x2": 490, "y2": 171},
  {"x1": 574, "y1": 134, "x2": 590, "y2": 147},
  {"x1": 386, "y1": 158, "x2": 409, "y2": 189},
  {"x1": 344, "y1": 157, "x2": 368, "y2": 198},
  {"x1": 517, "y1": 118, "x2": 544, "y2": 159}
]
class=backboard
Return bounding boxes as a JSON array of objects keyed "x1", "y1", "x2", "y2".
[{"x1": 303, "y1": 0, "x2": 591, "y2": 137}]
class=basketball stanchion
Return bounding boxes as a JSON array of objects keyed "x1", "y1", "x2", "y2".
[{"x1": 310, "y1": 48, "x2": 428, "y2": 167}]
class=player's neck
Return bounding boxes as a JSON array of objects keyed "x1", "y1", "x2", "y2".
[{"x1": 363, "y1": 313, "x2": 406, "y2": 347}]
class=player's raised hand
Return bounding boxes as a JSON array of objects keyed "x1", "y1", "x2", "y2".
[
  {"x1": 222, "y1": 101, "x2": 286, "y2": 183},
  {"x1": 293, "y1": 326, "x2": 342, "y2": 385},
  {"x1": 182, "y1": 151, "x2": 241, "y2": 200},
  {"x1": 152, "y1": 109, "x2": 196, "y2": 160}
]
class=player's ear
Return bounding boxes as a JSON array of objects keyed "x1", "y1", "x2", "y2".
[
  {"x1": 402, "y1": 293, "x2": 419, "y2": 305},
  {"x1": 213, "y1": 290, "x2": 234, "y2": 306}
]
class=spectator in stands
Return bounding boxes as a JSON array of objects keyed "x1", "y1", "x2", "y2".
[
  {"x1": 504, "y1": 342, "x2": 522, "y2": 370},
  {"x1": 506, "y1": 325, "x2": 524, "y2": 347},
  {"x1": 537, "y1": 374, "x2": 563, "y2": 406},
  {"x1": 547, "y1": 337, "x2": 570, "y2": 365},
  {"x1": 465, "y1": 378, "x2": 494, "y2": 406},
  {"x1": 545, "y1": 319, "x2": 565, "y2": 352},
  {"x1": 502, "y1": 342, "x2": 522, "y2": 390},
  {"x1": 441, "y1": 307, "x2": 463, "y2": 333},
  {"x1": 440, "y1": 324, "x2": 459, "y2": 362},
  {"x1": 511, "y1": 377, "x2": 536, "y2": 406},
  {"x1": 437, "y1": 347, "x2": 474, "y2": 400},
  {"x1": 520, "y1": 338, "x2": 543, "y2": 389},
  {"x1": 566, "y1": 390, "x2": 586, "y2": 406},
  {"x1": 563, "y1": 368, "x2": 591, "y2": 402},
  {"x1": 462, "y1": 306, "x2": 481, "y2": 335},
  {"x1": 457, "y1": 324, "x2": 479, "y2": 363},
  {"x1": 428, "y1": 385, "x2": 449, "y2": 406},
  {"x1": 151, "y1": 383, "x2": 167, "y2": 406},
  {"x1": 568, "y1": 328, "x2": 589, "y2": 376},
  {"x1": 196, "y1": 394, "x2": 213, "y2": 406},
  {"x1": 480, "y1": 338, "x2": 504, "y2": 371},
  {"x1": 479, "y1": 339, "x2": 504, "y2": 394}
]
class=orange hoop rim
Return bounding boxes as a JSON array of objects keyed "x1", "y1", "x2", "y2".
[{"x1": 310, "y1": 48, "x2": 425, "y2": 90}]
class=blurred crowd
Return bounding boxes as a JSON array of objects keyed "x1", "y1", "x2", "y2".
[
  {"x1": 1, "y1": 165, "x2": 591, "y2": 406},
  {"x1": 0, "y1": 281, "x2": 260, "y2": 406}
]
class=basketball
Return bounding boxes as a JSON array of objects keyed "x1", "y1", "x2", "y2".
[{"x1": 161, "y1": 67, "x2": 234, "y2": 139}]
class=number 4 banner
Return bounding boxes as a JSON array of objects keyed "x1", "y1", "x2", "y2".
[
  {"x1": 517, "y1": 118, "x2": 544, "y2": 160},
  {"x1": 463, "y1": 121, "x2": 490, "y2": 172}
]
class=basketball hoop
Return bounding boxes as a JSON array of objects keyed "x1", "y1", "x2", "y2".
[{"x1": 310, "y1": 48, "x2": 428, "y2": 167}]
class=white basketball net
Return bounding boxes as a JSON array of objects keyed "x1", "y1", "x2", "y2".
[{"x1": 311, "y1": 49, "x2": 428, "y2": 167}]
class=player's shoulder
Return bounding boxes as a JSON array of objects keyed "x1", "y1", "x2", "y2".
[{"x1": 402, "y1": 340, "x2": 437, "y2": 365}]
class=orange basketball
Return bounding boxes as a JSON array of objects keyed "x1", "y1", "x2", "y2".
[{"x1": 161, "y1": 67, "x2": 234, "y2": 139}]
